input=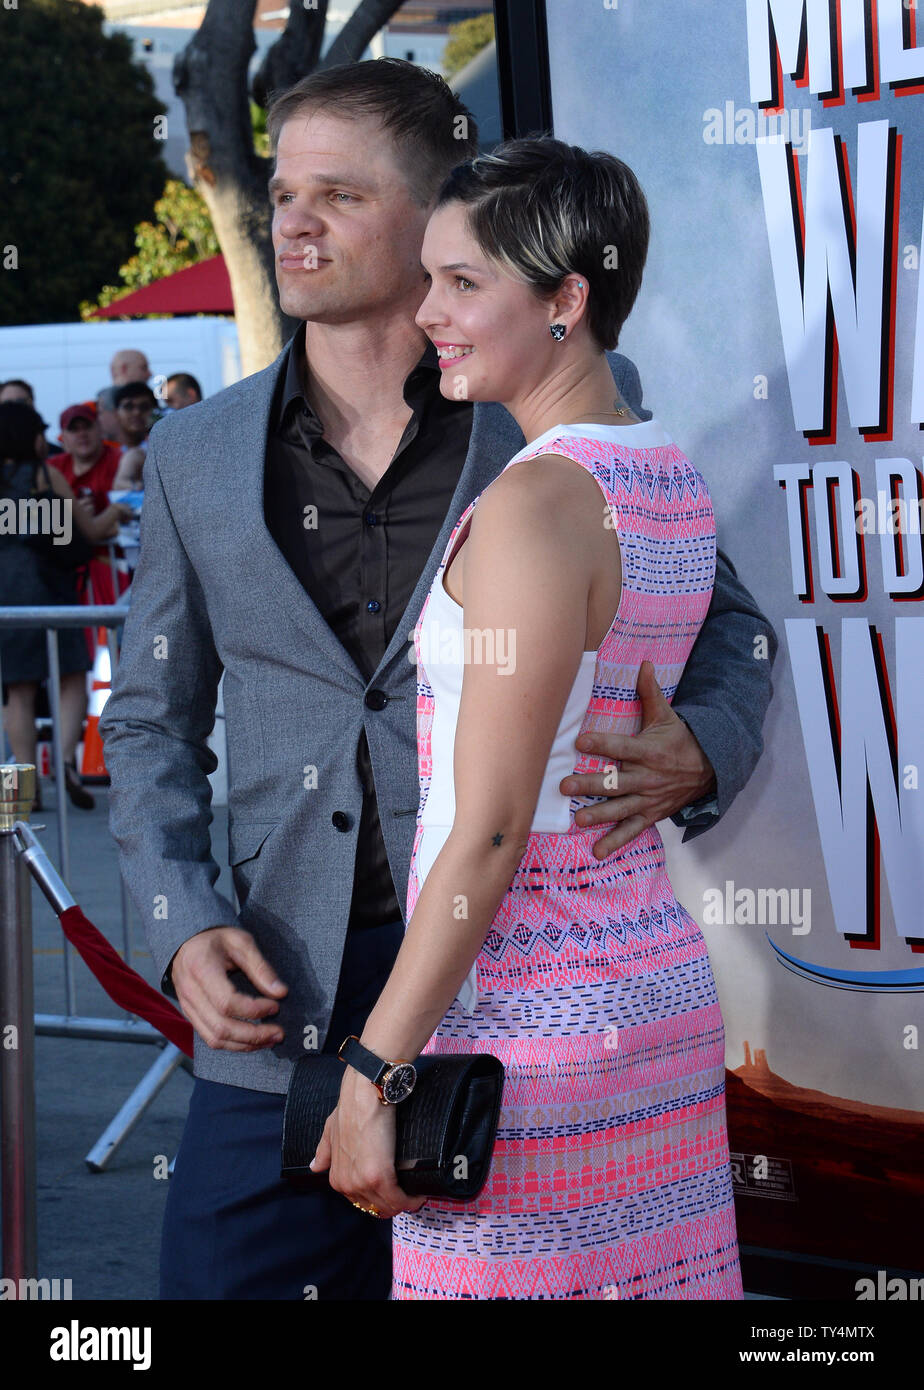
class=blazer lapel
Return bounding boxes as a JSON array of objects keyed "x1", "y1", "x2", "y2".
[{"x1": 374, "y1": 399, "x2": 524, "y2": 679}]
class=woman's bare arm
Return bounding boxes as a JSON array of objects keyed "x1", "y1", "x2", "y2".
[{"x1": 360, "y1": 458, "x2": 615, "y2": 1058}]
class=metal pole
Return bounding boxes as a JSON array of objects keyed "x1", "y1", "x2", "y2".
[
  {"x1": 11, "y1": 818, "x2": 75, "y2": 915},
  {"x1": 35, "y1": 1016, "x2": 163, "y2": 1044},
  {"x1": 0, "y1": 644, "x2": 9, "y2": 762},
  {"x1": 119, "y1": 881, "x2": 133, "y2": 973},
  {"x1": 44, "y1": 627, "x2": 75, "y2": 1015},
  {"x1": 107, "y1": 542, "x2": 119, "y2": 614},
  {"x1": 0, "y1": 764, "x2": 38, "y2": 1280},
  {"x1": 85, "y1": 1044, "x2": 186, "y2": 1172},
  {"x1": 105, "y1": 623, "x2": 133, "y2": 971}
]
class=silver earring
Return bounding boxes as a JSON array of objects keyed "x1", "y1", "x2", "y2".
[{"x1": 550, "y1": 323, "x2": 566, "y2": 341}]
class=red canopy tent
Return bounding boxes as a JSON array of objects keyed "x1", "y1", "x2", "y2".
[{"x1": 92, "y1": 254, "x2": 234, "y2": 317}]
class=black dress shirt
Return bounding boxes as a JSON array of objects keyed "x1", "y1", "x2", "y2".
[{"x1": 264, "y1": 330, "x2": 474, "y2": 929}]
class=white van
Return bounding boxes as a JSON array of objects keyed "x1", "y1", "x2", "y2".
[{"x1": 0, "y1": 317, "x2": 242, "y2": 434}]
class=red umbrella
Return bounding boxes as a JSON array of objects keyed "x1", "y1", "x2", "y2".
[{"x1": 92, "y1": 254, "x2": 234, "y2": 318}]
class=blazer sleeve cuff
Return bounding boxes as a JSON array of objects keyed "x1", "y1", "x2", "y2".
[
  {"x1": 668, "y1": 703, "x2": 735, "y2": 837},
  {"x1": 159, "y1": 921, "x2": 232, "y2": 998},
  {"x1": 149, "y1": 893, "x2": 239, "y2": 1000}
]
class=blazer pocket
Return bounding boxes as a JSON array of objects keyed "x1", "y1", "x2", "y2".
[{"x1": 228, "y1": 819, "x2": 281, "y2": 867}]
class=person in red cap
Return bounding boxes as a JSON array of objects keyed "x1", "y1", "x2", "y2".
[{"x1": 55, "y1": 402, "x2": 135, "y2": 607}]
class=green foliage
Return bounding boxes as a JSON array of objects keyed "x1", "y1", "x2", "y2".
[
  {"x1": 80, "y1": 180, "x2": 219, "y2": 318},
  {"x1": 0, "y1": 0, "x2": 167, "y2": 326},
  {"x1": 442, "y1": 12, "x2": 495, "y2": 79},
  {"x1": 251, "y1": 100, "x2": 270, "y2": 159}
]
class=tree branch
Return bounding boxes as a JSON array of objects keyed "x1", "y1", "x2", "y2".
[
  {"x1": 252, "y1": 0, "x2": 329, "y2": 109},
  {"x1": 321, "y1": 0, "x2": 405, "y2": 69},
  {"x1": 175, "y1": 0, "x2": 260, "y2": 185}
]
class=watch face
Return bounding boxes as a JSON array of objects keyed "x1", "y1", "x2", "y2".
[{"x1": 382, "y1": 1062, "x2": 417, "y2": 1104}]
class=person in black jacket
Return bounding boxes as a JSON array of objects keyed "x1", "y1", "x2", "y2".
[{"x1": 0, "y1": 402, "x2": 131, "y2": 809}]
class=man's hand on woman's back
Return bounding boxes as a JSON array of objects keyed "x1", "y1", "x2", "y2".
[{"x1": 560, "y1": 660, "x2": 717, "y2": 855}]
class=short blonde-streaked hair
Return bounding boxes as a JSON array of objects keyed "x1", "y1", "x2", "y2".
[{"x1": 435, "y1": 136, "x2": 650, "y2": 351}]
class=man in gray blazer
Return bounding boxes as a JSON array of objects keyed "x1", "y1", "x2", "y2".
[{"x1": 99, "y1": 60, "x2": 777, "y2": 1300}]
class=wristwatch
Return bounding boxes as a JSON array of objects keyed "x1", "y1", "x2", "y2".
[{"x1": 338, "y1": 1035, "x2": 418, "y2": 1105}]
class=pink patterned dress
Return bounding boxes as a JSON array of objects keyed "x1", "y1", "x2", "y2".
[{"x1": 391, "y1": 420, "x2": 743, "y2": 1300}]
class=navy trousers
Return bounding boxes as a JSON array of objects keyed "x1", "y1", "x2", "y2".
[{"x1": 160, "y1": 918, "x2": 405, "y2": 1300}]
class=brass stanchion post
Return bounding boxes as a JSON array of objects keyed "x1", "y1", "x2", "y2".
[{"x1": 0, "y1": 763, "x2": 38, "y2": 1281}]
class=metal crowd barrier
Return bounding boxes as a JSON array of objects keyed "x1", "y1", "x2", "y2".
[
  {"x1": 0, "y1": 778, "x2": 190, "y2": 1282},
  {"x1": 0, "y1": 602, "x2": 191, "y2": 1279},
  {"x1": 0, "y1": 602, "x2": 131, "y2": 1013}
]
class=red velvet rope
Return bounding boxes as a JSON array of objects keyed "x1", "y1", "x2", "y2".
[{"x1": 58, "y1": 904, "x2": 194, "y2": 1057}]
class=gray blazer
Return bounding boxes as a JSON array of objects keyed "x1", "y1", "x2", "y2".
[{"x1": 99, "y1": 346, "x2": 777, "y2": 1094}]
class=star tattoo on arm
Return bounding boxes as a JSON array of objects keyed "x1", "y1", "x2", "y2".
[{"x1": 492, "y1": 833, "x2": 504, "y2": 847}]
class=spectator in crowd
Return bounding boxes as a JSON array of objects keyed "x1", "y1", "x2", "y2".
[
  {"x1": 55, "y1": 402, "x2": 136, "y2": 605},
  {"x1": 96, "y1": 351, "x2": 152, "y2": 444},
  {"x1": 113, "y1": 382, "x2": 157, "y2": 450},
  {"x1": 96, "y1": 386, "x2": 123, "y2": 445},
  {"x1": 57, "y1": 403, "x2": 123, "y2": 501},
  {"x1": 0, "y1": 378, "x2": 35, "y2": 404},
  {"x1": 110, "y1": 349, "x2": 151, "y2": 386},
  {"x1": 164, "y1": 373, "x2": 202, "y2": 410},
  {"x1": 0, "y1": 402, "x2": 130, "y2": 810},
  {"x1": 0, "y1": 379, "x2": 63, "y2": 454},
  {"x1": 106, "y1": 383, "x2": 158, "y2": 490}
]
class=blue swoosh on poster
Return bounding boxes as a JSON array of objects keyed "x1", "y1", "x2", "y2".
[{"x1": 766, "y1": 936, "x2": 924, "y2": 992}]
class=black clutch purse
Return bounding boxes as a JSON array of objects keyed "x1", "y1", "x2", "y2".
[{"x1": 281, "y1": 1051, "x2": 504, "y2": 1201}]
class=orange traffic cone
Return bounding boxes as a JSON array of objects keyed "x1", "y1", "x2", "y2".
[{"x1": 80, "y1": 628, "x2": 111, "y2": 780}]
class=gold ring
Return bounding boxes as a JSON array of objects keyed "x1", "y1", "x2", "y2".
[{"x1": 350, "y1": 1200, "x2": 380, "y2": 1217}]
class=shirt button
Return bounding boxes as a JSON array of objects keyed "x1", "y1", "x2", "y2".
[
  {"x1": 331, "y1": 811, "x2": 352, "y2": 831},
  {"x1": 365, "y1": 689, "x2": 388, "y2": 711},
  {"x1": 366, "y1": 599, "x2": 381, "y2": 613},
  {"x1": 364, "y1": 512, "x2": 378, "y2": 526}
]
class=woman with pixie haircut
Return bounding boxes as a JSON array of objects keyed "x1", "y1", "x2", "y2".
[{"x1": 313, "y1": 135, "x2": 743, "y2": 1301}]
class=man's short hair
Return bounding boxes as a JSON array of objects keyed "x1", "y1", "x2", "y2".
[
  {"x1": 265, "y1": 57, "x2": 479, "y2": 207},
  {"x1": 167, "y1": 372, "x2": 202, "y2": 399},
  {"x1": 114, "y1": 382, "x2": 156, "y2": 409},
  {"x1": 435, "y1": 136, "x2": 650, "y2": 352}
]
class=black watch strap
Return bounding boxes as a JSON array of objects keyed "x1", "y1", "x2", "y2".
[{"x1": 338, "y1": 1035, "x2": 389, "y2": 1088}]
